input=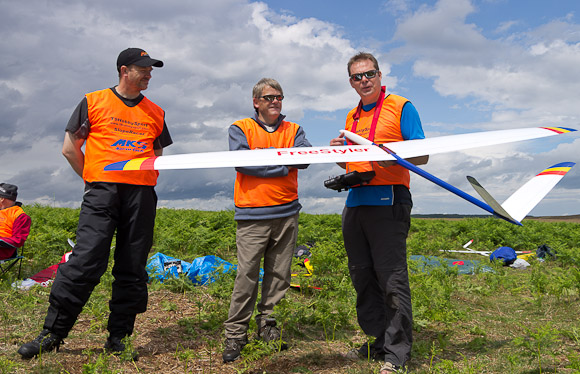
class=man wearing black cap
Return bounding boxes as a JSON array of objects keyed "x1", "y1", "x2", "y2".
[
  {"x1": 0, "y1": 183, "x2": 31, "y2": 260},
  {"x1": 18, "y1": 48, "x2": 172, "y2": 360}
]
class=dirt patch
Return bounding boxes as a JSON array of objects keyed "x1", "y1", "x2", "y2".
[
  {"x1": 526, "y1": 215, "x2": 580, "y2": 223},
  {"x1": 8, "y1": 290, "x2": 380, "y2": 374},
  {"x1": 414, "y1": 215, "x2": 580, "y2": 224}
]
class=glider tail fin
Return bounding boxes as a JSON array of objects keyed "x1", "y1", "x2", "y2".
[
  {"x1": 468, "y1": 162, "x2": 575, "y2": 224},
  {"x1": 466, "y1": 176, "x2": 521, "y2": 225},
  {"x1": 500, "y1": 162, "x2": 575, "y2": 222}
]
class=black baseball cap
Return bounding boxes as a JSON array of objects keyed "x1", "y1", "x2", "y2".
[
  {"x1": 0, "y1": 183, "x2": 18, "y2": 201},
  {"x1": 116, "y1": 48, "x2": 163, "y2": 72}
]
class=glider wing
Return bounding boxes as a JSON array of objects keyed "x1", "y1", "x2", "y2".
[
  {"x1": 342, "y1": 128, "x2": 576, "y2": 225},
  {"x1": 499, "y1": 162, "x2": 575, "y2": 222},
  {"x1": 347, "y1": 126, "x2": 575, "y2": 159},
  {"x1": 105, "y1": 127, "x2": 575, "y2": 171},
  {"x1": 105, "y1": 145, "x2": 390, "y2": 171}
]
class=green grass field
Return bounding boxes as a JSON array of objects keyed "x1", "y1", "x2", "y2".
[{"x1": 1, "y1": 206, "x2": 579, "y2": 373}]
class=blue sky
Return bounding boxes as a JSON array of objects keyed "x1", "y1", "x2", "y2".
[{"x1": 1, "y1": 0, "x2": 579, "y2": 216}]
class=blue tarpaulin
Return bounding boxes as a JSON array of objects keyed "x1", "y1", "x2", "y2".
[
  {"x1": 147, "y1": 252, "x2": 265, "y2": 285},
  {"x1": 147, "y1": 252, "x2": 237, "y2": 285},
  {"x1": 409, "y1": 255, "x2": 494, "y2": 274}
]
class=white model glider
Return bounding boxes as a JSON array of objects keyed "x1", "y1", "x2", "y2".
[
  {"x1": 340, "y1": 128, "x2": 575, "y2": 225},
  {"x1": 440, "y1": 240, "x2": 533, "y2": 257},
  {"x1": 106, "y1": 127, "x2": 574, "y2": 170},
  {"x1": 105, "y1": 126, "x2": 576, "y2": 225}
]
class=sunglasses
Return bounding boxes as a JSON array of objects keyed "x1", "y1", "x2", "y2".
[
  {"x1": 349, "y1": 69, "x2": 379, "y2": 82},
  {"x1": 260, "y1": 95, "x2": 284, "y2": 102}
]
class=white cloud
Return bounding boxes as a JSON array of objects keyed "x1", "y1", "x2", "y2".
[
  {"x1": 390, "y1": 0, "x2": 580, "y2": 132},
  {"x1": 495, "y1": 20, "x2": 520, "y2": 34},
  {"x1": 382, "y1": 0, "x2": 411, "y2": 16},
  {"x1": 1, "y1": 0, "x2": 578, "y2": 216},
  {"x1": 0, "y1": 0, "x2": 359, "y2": 208}
]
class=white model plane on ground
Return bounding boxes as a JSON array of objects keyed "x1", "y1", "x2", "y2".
[
  {"x1": 105, "y1": 126, "x2": 577, "y2": 225},
  {"x1": 440, "y1": 239, "x2": 533, "y2": 257}
]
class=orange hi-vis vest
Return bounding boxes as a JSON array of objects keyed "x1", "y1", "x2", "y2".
[
  {"x1": 0, "y1": 205, "x2": 25, "y2": 239},
  {"x1": 233, "y1": 118, "x2": 300, "y2": 208},
  {"x1": 345, "y1": 92, "x2": 411, "y2": 188},
  {"x1": 83, "y1": 88, "x2": 164, "y2": 185}
]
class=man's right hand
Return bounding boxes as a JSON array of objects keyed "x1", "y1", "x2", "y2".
[
  {"x1": 330, "y1": 132, "x2": 346, "y2": 147},
  {"x1": 330, "y1": 132, "x2": 347, "y2": 169}
]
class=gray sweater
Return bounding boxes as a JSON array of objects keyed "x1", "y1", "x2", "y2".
[{"x1": 228, "y1": 114, "x2": 311, "y2": 220}]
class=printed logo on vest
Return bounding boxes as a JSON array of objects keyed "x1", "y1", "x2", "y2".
[{"x1": 111, "y1": 139, "x2": 147, "y2": 152}]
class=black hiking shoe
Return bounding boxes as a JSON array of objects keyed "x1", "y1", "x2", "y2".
[
  {"x1": 258, "y1": 318, "x2": 288, "y2": 350},
  {"x1": 104, "y1": 336, "x2": 139, "y2": 361},
  {"x1": 222, "y1": 337, "x2": 247, "y2": 363},
  {"x1": 17, "y1": 329, "x2": 63, "y2": 359}
]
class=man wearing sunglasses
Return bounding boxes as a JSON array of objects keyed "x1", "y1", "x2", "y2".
[
  {"x1": 330, "y1": 52, "x2": 428, "y2": 374},
  {"x1": 223, "y1": 78, "x2": 311, "y2": 362}
]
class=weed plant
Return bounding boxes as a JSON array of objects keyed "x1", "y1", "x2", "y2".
[{"x1": 0, "y1": 207, "x2": 579, "y2": 373}]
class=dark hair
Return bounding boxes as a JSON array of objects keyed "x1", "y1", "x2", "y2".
[{"x1": 347, "y1": 52, "x2": 380, "y2": 75}]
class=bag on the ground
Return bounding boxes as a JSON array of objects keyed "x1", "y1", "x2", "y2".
[
  {"x1": 536, "y1": 244, "x2": 556, "y2": 259},
  {"x1": 490, "y1": 246, "x2": 517, "y2": 265}
]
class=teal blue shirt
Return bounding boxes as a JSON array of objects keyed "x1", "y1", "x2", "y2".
[{"x1": 346, "y1": 101, "x2": 424, "y2": 207}]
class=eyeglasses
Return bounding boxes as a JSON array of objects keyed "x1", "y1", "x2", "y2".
[
  {"x1": 349, "y1": 69, "x2": 379, "y2": 82},
  {"x1": 260, "y1": 95, "x2": 284, "y2": 102}
]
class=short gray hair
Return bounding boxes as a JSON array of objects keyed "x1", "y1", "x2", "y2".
[{"x1": 252, "y1": 78, "x2": 283, "y2": 98}]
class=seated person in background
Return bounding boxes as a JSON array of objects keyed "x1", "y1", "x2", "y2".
[{"x1": 0, "y1": 183, "x2": 31, "y2": 260}]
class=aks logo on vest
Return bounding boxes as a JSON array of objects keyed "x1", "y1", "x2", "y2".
[{"x1": 111, "y1": 139, "x2": 147, "y2": 152}]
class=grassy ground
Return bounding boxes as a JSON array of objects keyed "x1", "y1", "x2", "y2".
[{"x1": 0, "y1": 208, "x2": 579, "y2": 373}]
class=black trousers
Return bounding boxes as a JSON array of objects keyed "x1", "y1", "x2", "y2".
[
  {"x1": 44, "y1": 182, "x2": 157, "y2": 338},
  {"x1": 342, "y1": 204, "x2": 413, "y2": 366}
]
